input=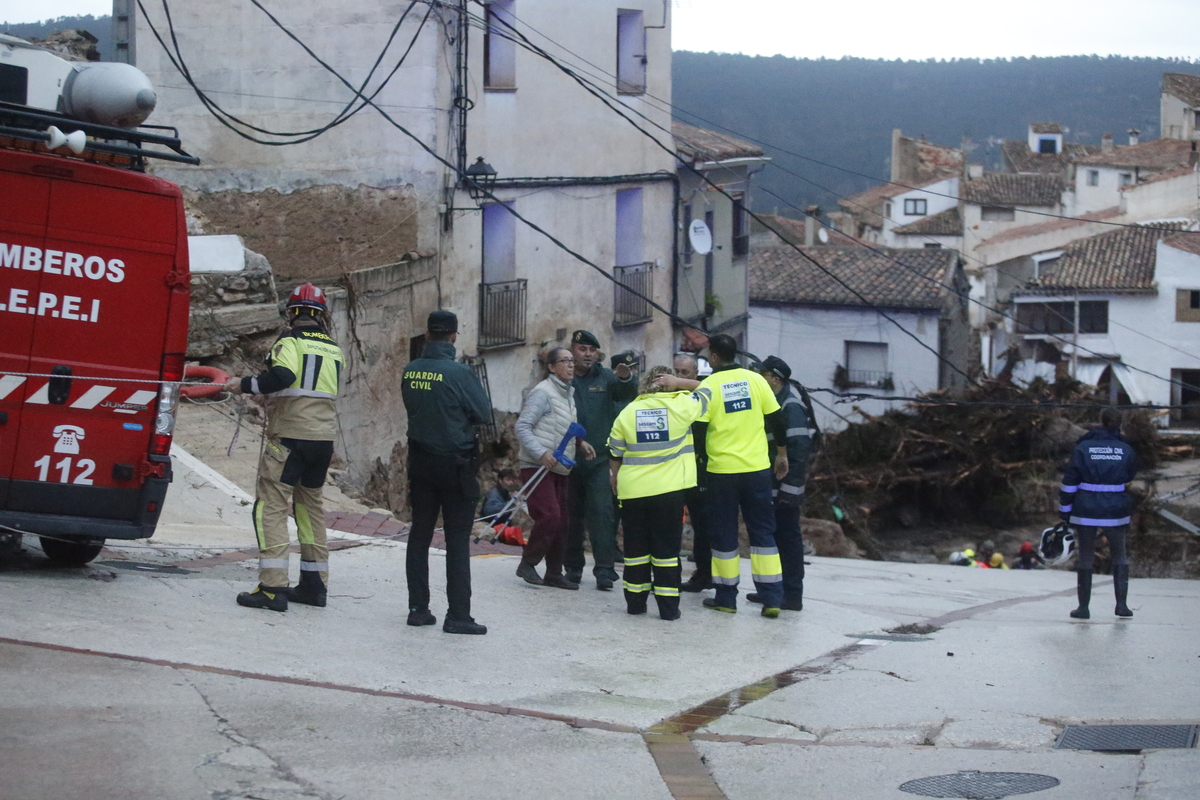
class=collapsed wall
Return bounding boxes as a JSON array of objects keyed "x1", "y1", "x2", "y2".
[{"x1": 185, "y1": 184, "x2": 423, "y2": 287}]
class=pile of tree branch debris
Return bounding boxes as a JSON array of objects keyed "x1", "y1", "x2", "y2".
[{"x1": 805, "y1": 378, "x2": 1166, "y2": 548}]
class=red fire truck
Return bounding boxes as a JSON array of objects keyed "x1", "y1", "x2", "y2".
[{"x1": 0, "y1": 39, "x2": 198, "y2": 564}]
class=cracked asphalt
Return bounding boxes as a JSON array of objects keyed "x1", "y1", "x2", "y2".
[{"x1": 1, "y1": 430, "x2": 1198, "y2": 798}]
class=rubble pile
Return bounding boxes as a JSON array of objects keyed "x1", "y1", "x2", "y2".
[{"x1": 806, "y1": 378, "x2": 1165, "y2": 551}]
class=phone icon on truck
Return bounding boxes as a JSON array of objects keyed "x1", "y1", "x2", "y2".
[{"x1": 52, "y1": 425, "x2": 85, "y2": 454}]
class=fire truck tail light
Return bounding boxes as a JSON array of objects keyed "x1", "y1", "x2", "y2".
[{"x1": 152, "y1": 353, "x2": 185, "y2": 456}]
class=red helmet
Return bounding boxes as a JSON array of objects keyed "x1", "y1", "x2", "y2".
[
  {"x1": 286, "y1": 283, "x2": 327, "y2": 313},
  {"x1": 1019, "y1": 541, "x2": 1034, "y2": 554}
]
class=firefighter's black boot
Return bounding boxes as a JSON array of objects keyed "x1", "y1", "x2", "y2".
[
  {"x1": 1070, "y1": 570, "x2": 1092, "y2": 619},
  {"x1": 237, "y1": 584, "x2": 288, "y2": 612},
  {"x1": 286, "y1": 570, "x2": 327, "y2": 607},
  {"x1": 656, "y1": 595, "x2": 681, "y2": 622},
  {"x1": 1114, "y1": 564, "x2": 1133, "y2": 617}
]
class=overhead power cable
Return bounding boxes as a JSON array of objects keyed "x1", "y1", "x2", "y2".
[
  {"x1": 146, "y1": 0, "x2": 702, "y2": 333},
  {"x1": 480, "y1": 1, "x2": 1196, "y2": 235},
  {"x1": 753, "y1": 181, "x2": 1200, "y2": 372},
  {"x1": 139, "y1": 0, "x2": 430, "y2": 145},
  {"x1": 467, "y1": 5, "x2": 979, "y2": 389},
  {"x1": 471, "y1": 7, "x2": 1200, "y2": 397},
  {"x1": 150, "y1": 0, "x2": 1191, "y2": 408},
  {"x1": 463, "y1": 2, "x2": 1200, "y2": 372}
]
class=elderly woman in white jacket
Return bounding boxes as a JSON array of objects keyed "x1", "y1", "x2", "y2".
[{"x1": 514, "y1": 347, "x2": 594, "y2": 589}]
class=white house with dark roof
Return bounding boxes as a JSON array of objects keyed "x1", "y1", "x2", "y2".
[
  {"x1": 960, "y1": 172, "x2": 1066, "y2": 260},
  {"x1": 1161, "y1": 73, "x2": 1200, "y2": 141},
  {"x1": 673, "y1": 121, "x2": 770, "y2": 349},
  {"x1": 889, "y1": 206, "x2": 964, "y2": 251},
  {"x1": 1002, "y1": 225, "x2": 1200, "y2": 422},
  {"x1": 1071, "y1": 137, "x2": 1197, "y2": 214},
  {"x1": 832, "y1": 129, "x2": 961, "y2": 244},
  {"x1": 746, "y1": 245, "x2": 971, "y2": 431},
  {"x1": 1001, "y1": 122, "x2": 1100, "y2": 177}
]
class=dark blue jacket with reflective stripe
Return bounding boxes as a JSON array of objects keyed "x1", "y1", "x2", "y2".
[{"x1": 1060, "y1": 428, "x2": 1138, "y2": 527}]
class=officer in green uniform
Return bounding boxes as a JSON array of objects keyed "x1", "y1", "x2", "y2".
[
  {"x1": 564, "y1": 330, "x2": 637, "y2": 589},
  {"x1": 227, "y1": 283, "x2": 344, "y2": 612},
  {"x1": 401, "y1": 310, "x2": 493, "y2": 635}
]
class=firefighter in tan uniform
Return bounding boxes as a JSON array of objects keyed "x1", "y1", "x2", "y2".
[{"x1": 226, "y1": 283, "x2": 345, "y2": 612}]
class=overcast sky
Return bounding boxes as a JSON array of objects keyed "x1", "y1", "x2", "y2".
[{"x1": 7, "y1": 0, "x2": 1198, "y2": 61}]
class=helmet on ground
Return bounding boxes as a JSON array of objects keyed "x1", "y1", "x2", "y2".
[
  {"x1": 1039, "y1": 522, "x2": 1075, "y2": 566},
  {"x1": 286, "y1": 283, "x2": 328, "y2": 313}
]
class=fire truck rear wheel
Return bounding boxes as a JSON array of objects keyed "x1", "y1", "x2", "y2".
[{"x1": 39, "y1": 536, "x2": 105, "y2": 565}]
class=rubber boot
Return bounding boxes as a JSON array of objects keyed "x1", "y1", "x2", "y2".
[
  {"x1": 1114, "y1": 564, "x2": 1133, "y2": 618},
  {"x1": 286, "y1": 570, "x2": 327, "y2": 607},
  {"x1": 1070, "y1": 569, "x2": 1092, "y2": 619}
]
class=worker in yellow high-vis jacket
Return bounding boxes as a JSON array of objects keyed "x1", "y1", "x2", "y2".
[
  {"x1": 225, "y1": 283, "x2": 344, "y2": 612},
  {"x1": 608, "y1": 367, "x2": 709, "y2": 620},
  {"x1": 655, "y1": 334, "x2": 789, "y2": 617}
]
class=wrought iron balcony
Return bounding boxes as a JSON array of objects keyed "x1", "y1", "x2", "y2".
[
  {"x1": 478, "y1": 279, "x2": 527, "y2": 350},
  {"x1": 613, "y1": 263, "x2": 653, "y2": 327}
]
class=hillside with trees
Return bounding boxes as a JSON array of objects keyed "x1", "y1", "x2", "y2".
[
  {"x1": 8, "y1": 17, "x2": 1197, "y2": 219},
  {"x1": 673, "y1": 52, "x2": 1200, "y2": 216},
  {"x1": 3, "y1": 15, "x2": 112, "y2": 59}
]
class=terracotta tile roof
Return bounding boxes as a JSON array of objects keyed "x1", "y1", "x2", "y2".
[
  {"x1": 838, "y1": 181, "x2": 909, "y2": 213},
  {"x1": 1163, "y1": 231, "x2": 1200, "y2": 257},
  {"x1": 892, "y1": 206, "x2": 962, "y2": 236},
  {"x1": 1016, "y1": 222, "x2": 1189, "y2": 294},
  {"x1": 1001, "y1": 140, "x2": 1100, "y2": 175},
  {"x1": 754, "y1": 214, "x2": 808, "y2": 242},
  {"x1": 977, "y1": 206, "x2": 1121, "y2": 249},
  {"x1": 1074, "y1": 137, "x2": 1195, "y2": 170},
  {"x1": 673, "y1": 121, "x2": 765, "y2": 162},
  {"x1": 837, "y1": 176, "x2": 949, "y2": 219},
  {"x1": 1162, "y1": 73, "x2": 1200, "y2": 107},
  {"x1": 1122, "y1": 163, "x2": 1198, "y2": 190},
  {"x1": 1030, "y1": 122, "x2": 1062, "y2": 134},
  {"x1": 961, "y1": 173, "x2": 1063, "y2": 207},
  {"x1": 749, "y1": 244, "x2": 956, "y2": 310}
]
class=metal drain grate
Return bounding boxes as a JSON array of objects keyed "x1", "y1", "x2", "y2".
[
  {"x1": 1056, "y1": 724, "x2": 1198, "y2": 751},
  {"x1": 900, "y1": 771, "x2": 1059, "y2": 799}
]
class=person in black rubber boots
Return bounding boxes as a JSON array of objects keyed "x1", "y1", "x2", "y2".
[
  {"x1": 752, "y1": 356, "x2": 814, "y2": 612},
  {"x1": 1060, "y1": 407, "x2": 1138, "y2": 620},
  {"x1": 563, "y1": 330, "x2": 636, "y2": 590},
  {"x1": 401, "y1": 310, "x2": 493, "y2": 635}
]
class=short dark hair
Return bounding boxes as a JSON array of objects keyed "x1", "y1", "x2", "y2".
[
  {"x1": 427, "y1": 329, "x2": 454, "y2": 342},
  {"x1": 707, "y1": 334, "x2": 738, "y2": 365},
  {"x1": 497, "y1": 468, "x2": 519, "y2": 481},
  {"x1": 1101, "y1": 407, "x2": 1122, "y2": 432}
]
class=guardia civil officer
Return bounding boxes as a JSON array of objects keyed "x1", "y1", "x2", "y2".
[
  {"x1": 609, "y1": 367, "x2": 709, "y2": 620},
  {"x1": 401, "y1": 310, "x2": 493, "y2": 635},
  {"x1": 227, "y1": 283, "x2": 345, "y2": 612},
  {"x1": 656, "y1": 334, "x2": 789, "y2": 616},
  {"x1": 1060, "y1": 407, "x2": 1138, "y2": 620},
  {"x1": 564, "y1": 330, "x2": 636, "y2": 590},
  {"x1": 756, "y1": 356, "x2": 813, "y2": 611}
]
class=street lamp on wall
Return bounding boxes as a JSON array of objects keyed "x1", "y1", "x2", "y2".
[{"x1": 465, "y1": 156, "x2": 497, "y2": 200}]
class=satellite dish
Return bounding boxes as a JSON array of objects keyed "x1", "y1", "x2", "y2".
[
  {"x1": 688, "y1": 219, "x2": 712, "y2": 255},
  {"x1": 817, "y1": 227, "x2": 830, "y2": 244}
]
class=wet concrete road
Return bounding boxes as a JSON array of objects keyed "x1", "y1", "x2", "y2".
[{"x1": 1, "y1": 450, "x2": 1198, "y2": 799}]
